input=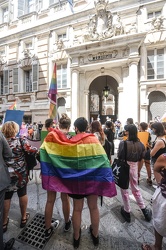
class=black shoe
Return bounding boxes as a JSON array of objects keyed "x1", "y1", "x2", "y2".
[
  {"x1": 64, "y1": 219, "x2": 71, "y2": 232},
  {"x1": 89, "y1": 225, "x2": 99, "y2": 246},
  {"x1": 121, "y1": 207, "x2": 131, "y2": 223},
  {"x1": 73, "y1": 229, "x2": 81, "y2": 249},
  {"x1": 4, "y1": 238, "x2": 15, "y2": 250},
  {"x1": 45, "y1": 219, "x2": 59, "y2": 239},
  {"x1": 142, "y1": 207, "x2": 152, "y2": 222}
]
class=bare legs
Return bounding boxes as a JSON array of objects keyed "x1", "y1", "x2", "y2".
[
  {"x1": 72, "y1": 195, "x2": 99, "y2": 240},
  {"x1": 138, "y1": 159, "x2": 152, "y2": 183},
  {"x1": 72, "y1": 198, "x2": 84, "y2": 240},
  {"x1": 19, "y1": 194, "x2": 28, "y2": 220},
  {"x1": 3, "y1": 194, "x2": 28, "y2": 230},
  {"x1": 61, "y1": 193, "x2": 70, "y2": 223},
  {"x1": 87, "y1": 195, "x2": 99, "y2": 237},
  {"x1": 154, "y1": 229, "x2": 163, "y2": 250},
  {"x1": 45, "y1": 191, "x2": 70, "y2": 229},
  {"x1": 45, "y1": 191, "x2": 56, "y2": 229}
]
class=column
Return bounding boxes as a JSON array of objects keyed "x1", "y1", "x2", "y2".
[
  {"x1": 140, "y1": 85, "x2": 149, "y2": 122},
  {"x1": 71, "y1": 69, "x2": 79, "y2": 124},
  {"x1": 84, "y1": 90, "x2": 89, "y2": 122},
  {"x1": 127, "y1": 60, "x2": 139, "y2": 122},
  {"x1": 119, "y1": 66, "x2": 129, "y2": 124}
]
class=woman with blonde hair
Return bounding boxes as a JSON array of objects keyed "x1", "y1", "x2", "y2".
[{"x1": 1, "y1": 121, "x2": 38, "y2": 233}]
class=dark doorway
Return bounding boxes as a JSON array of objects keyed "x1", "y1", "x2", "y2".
[{"x1": 89, "y1": 75, "x2": 118, "y2": 124}]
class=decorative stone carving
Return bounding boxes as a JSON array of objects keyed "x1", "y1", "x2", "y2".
[
  {"x1": 84, "y1": 0, "x2": 113, "y2": 41},
  {"x1": 23, "y1": 48, "x2": 32, "y2": 58},
  {"x1": 0, "y1": 56, "x2": 6, "y2": 65},
  {"x1": 151, "y1": 16, "x2": 164, "y2": 30},
  {"x1": 128, "y1": 22, "x2": 137, "y2": 34},
  {"x1": 55, "y1": 39, "x2": 64, "y2": 51},
  {"x1": 113, "y1": 14, "x2": 124, "y2": 36}
]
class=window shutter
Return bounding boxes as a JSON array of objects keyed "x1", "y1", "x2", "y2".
[
  {"x1": 18, "y1": 0, "x2": 25, "y2": 17},
  {"x1": 32, "y1": 63, "x2": 38, "y2": 91},
  {"x1": 13, "y1": 68, "x2": 19, "y2": 93},
  {"x1": 3, "y1": 70, "x2": 9, "y2": 94}
]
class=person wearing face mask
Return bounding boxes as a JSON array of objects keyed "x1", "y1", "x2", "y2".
[{"x1": 149, "y1": 123, "x2": 166, "y2": 177}]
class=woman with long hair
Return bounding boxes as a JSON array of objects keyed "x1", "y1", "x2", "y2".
[
  {"x1": 104, "y1": 120, "x2": 115, "y2": 155},
  {"x1": 118, "y1": 124, "x2": 152, "y2": 223},
  {"x1": 90, "y1": 120, "x2": 112, "y2": 161}
]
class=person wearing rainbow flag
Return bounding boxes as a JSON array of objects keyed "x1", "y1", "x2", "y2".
[{"x1": 40, "y1": 117, "x2": 117, "y2": 248}]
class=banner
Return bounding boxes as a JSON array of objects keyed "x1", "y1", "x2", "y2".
[{"x1": 4, "y1": 110, "x2": 24, "y2": 127}]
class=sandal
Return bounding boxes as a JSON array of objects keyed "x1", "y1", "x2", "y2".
[
  {"x1": 20, "y1": 212, "x2": 30, "y2": 228},
  {"x1": 141, "y1": 243, "x2": 155, "y2": 250},
  {"x1": 147, "y1": 179, "x2": 152, "y2": 186},
  {"x1": 3, "y1": 217, "x2": 9, "y2": 233}
]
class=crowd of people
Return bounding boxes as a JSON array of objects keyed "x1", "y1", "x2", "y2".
[{"x1": 0, "y1": 114, "x2": 166, "y2": 250}]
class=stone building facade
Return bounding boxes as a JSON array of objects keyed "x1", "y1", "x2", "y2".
[{"x1": 0, "y1": 0, "x2": 165, "y2": 125}]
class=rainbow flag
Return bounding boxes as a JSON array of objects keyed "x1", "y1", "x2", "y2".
[
  {"x1": 48, "y1": 63, "x2": 57, "y2": 119},
  {"x1": 40, "y1": 129, "x2": 117, "y2": 198},
  {"x1": 8, "y1": 100, "x2": 17, "y2": 110}
]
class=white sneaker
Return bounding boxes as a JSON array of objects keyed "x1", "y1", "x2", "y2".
[{"x1": 51, "y1": 219, "x2": 60, "y2": 231}]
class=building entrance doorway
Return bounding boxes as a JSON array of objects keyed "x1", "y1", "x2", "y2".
[{"x1": 89, "y1": 75, "x2": 118, "y2": 124}]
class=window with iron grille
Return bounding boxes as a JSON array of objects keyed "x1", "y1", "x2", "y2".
[
  {"x1": 147, "y1": 48, "x2": 165, "y2": 80},
  {"x1": 57, "y1": 64, "x2": 67, "y2": 89}
]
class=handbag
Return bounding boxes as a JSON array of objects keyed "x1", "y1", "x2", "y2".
[
  {"x1": 112, "y1": 141, "x2": 130, "y2": 189},
  {"x1": 20, "y1": 138, "x2": 37, "y2": 171}
]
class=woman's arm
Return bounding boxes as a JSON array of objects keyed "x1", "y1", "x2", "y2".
[
  {"x1": 154, "y1": 154, "x2": 166, "y2": 184},
  {"x1": 1, "y1": 133, "x2": 12, "y2": 159},
  {"x1": 150, "y1": 140, "x2": 165, "y2": 157}
]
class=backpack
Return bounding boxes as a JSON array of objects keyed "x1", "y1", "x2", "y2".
[
  {"x1": 103, "y1": 139, "x2": 112, "y2": 160},
  {"x1": 19, "y1": 138, "x2": 37, "y2": 179}
]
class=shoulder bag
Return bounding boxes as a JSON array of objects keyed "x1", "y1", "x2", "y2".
[{"x1": 112, "y1": 141, "x2": 130, "y2": 189}]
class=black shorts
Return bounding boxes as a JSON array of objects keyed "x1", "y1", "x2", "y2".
[
  {"x1": 5, "y1": 185, "x2": 27, "y2": 200},
  {"x1": 68, "y1": 194, "x2": 88, "y2": 199},
  {"x1": 143, "y1": 148, "x2": 150, "y2": 161}
]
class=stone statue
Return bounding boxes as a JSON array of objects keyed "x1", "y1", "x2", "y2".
[
  {"x1": 113, "y1": 14, "x2": 124, "y2": 36},
  {"x1": 84, "y1": 0, "x2": 113, "y2": 41},
  {"x1": 151, "y1": 16, "x2": 164, "y2": 30}
]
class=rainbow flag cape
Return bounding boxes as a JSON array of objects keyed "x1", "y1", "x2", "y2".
[
  {"x1": 8, "y1": 100, "x2": 17, "y2": 110},
  {"x1": 48, "y1": 63, "x2": 57, "y2": 119},
  {"x1": 40, "y1": 129, "x2": 117, "y2": 198}
]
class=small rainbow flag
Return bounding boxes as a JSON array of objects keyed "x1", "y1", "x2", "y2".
[
  {"x1": 40, "y1": 129, "x2": 117, "y2": 198},
  {"x1": 8, "y1": 100, "x2": 17, "y2": 110},
  {"x1": 48, "y1": 63, "x2": 57, "y2": 120}
]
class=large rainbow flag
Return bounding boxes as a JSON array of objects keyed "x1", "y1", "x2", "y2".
[
  {"x1": 40, "y1": 129, "x2": 117, "y2": 198},
  {"x1": 48, "y1": 63, "x2": 57, "y2": 119}
]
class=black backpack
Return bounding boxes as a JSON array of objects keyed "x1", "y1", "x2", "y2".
[{"x1": 103, "y1": 139, "x2": 112, "y2": 160}]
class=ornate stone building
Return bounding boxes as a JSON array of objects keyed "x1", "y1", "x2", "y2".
[{"x1": 0, "y1": 0, "x2": 166, "y2": 125}]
